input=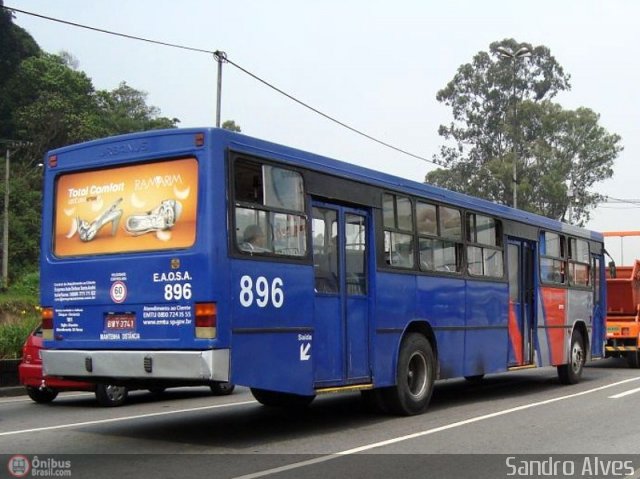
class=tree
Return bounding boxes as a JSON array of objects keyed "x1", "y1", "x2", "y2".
[
  {"x1": 0, "y1": 0, "x2": 40, "y2": 139},
  {"x1": 427, "y1": 39, "x2": 622, "y2": 225},
  {"x1": 8, "y1": 53, "x2": 99, "y2": 162},
  {"x1": 222, "y1": 120, "x2": 241, "y2": 132},
  {"x1": 94, "y1": 81, "x2": 179, "y2": 136}
]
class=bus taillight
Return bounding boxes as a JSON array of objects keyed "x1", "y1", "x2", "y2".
[
  {"x1": 41, "y1": 307, "x2": 54, "y2": 340},
  {"x1": 195, "y1": 302, "x2": 217, "y2": 339}
]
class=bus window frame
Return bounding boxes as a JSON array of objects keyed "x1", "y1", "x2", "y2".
[
  {"x1": 464, "y1": 212, "x2": 505, "y2": 279},
  {"x1": 538, "y1": 230, "x2": 567, "y2": 287},
  {"x1": 228, "y1": 153, "x2": 311, "y2": 263},
  {"x1": 567, "y1": 237, "x2": 592, "y2": 289}
]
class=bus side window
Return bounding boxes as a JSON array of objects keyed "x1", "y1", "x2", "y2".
[{"x1": 233, "y1": 158, "x2": 307, "y2": 258}]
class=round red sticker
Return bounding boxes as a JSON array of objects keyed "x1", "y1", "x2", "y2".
[{"x1": 110, "y1": 281, "x2": 127, "y2": 303}]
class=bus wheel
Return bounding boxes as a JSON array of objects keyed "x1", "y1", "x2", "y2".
[
  {"x1": 210, "y1": 382, "x2": 235, "y2": 396},
  {"x1": 382, "y1": 333, "x2": 435, "y2": 416},
  {"x1": 626, "y1": 351, "x2": 640, "y2": 369},
  {"x1": 95, "y1": 384, "x2": 128, "y2": 407},
  {"x1": 557, "y1": 330, "x2": 585, "y2": 385},
  {"x1": 250, "y1": 388, "x2": 315, "y2": 409}
]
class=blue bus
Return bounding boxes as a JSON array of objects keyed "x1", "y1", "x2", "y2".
[{"x1": 41, "y1": 128, "x2": 606, "y2": 415}]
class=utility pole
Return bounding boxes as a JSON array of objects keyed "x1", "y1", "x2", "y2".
[
  {"x1": 496, "y1": 46, "x2": 531, "y2": 209},
  {"x1": 0, "y1": 139, "x2": 32, "y2": 290},
  {"x1": 2, "y1": 146, "x2": 9, "y2": 290},
  {"x1": 213, "y1": 51, "x2": 227, "y2": 128}
]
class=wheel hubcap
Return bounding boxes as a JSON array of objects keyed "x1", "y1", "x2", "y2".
[
  {"x1": 407, "y1": 352, "x2": 428, "y2": 399},
  {"x1": 106, "y1": 385, "x2": 126, "y2": 401},
  {"x1": 571, "y1": 342, "x2": 584, "y2": 374}
]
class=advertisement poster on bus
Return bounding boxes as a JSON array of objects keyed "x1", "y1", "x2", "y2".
[{"x1": 54, "y1": 157, "x2": 198, "y2": 256}]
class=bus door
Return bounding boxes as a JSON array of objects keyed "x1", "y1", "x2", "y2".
[
  {"x1": 311, "y1": 202, "x2": 370, "y2": 387},
  {"x1": 591, "y1": 253, "x2": 605, "y2": 357},
  {"x1": 507, "y1": 237, "x2": 535, "y2": 366}
]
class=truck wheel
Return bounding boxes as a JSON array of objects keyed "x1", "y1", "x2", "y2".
[
  {"x1": 95, "y1": 384, "x2": 128, "y2": 407},
  {"x1": 557, "y1": 330, "x2": 585, "y2": 384},
  {"x1": 626, "y1": 351, "x2": 640, "y2": 369},
  {"x1": 382, "y1": 333, "x2": 435, "y2": 416},
  {"x1": 26, "y1": 386, "x2": 58, "y2": 403},
  {"x1": 251, "y1": 388, "x2": 314, "y2": 408},
  {"x1": 210, "y1": 382, "x2": 235, "y2": 396}
]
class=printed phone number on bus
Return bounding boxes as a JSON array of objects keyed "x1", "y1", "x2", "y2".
[{"x1": 142, "y1": 305, "x2": 192, "y2": 319}]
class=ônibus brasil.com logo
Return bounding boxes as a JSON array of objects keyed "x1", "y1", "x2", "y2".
[
  {"x1": 7, "y1": 455, "x2": 72, "y2": 477},
  {"x1": 7, "y1": 455, "x2": 30, "y2": 478}
]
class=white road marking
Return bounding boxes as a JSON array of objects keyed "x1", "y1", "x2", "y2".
[
  {"x1": 608, "y1": 386, "x2": 640, "y2": 399},
  {"x1": 232, "y1": 377, "x2": 640, "y2": 479},
  {"x1": 0, "y1": 392, "x2": 93, "y2": 404},
  {"x1": 0, "y1": 400, "x2": 257, "y2": 436}
]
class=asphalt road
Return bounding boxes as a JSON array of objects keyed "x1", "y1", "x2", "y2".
[{"x1": 1, "y1": 359, "x2": 640, "y2": 479}]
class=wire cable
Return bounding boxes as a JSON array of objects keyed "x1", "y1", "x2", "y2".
[{"x1": 4, "y1": 5, "x2": 441, "y2": 166}]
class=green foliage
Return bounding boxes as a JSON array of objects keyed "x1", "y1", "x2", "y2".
[
  {"x1": 0, "y1": 314, "x2": 39, "y2": 359},
  {"x1": 0, "y1": 0, "x2": 40, "y2": 139},
  {"x1": 0, "y1": 282, "x2": 39, "y2": 359},
  {"x1": 427, "y1": 38, "x2": 622, "y2": 225},
  {"x1": 93, "y1": 81, "x2": 179, "y2": 136},
  {"x1": 8, "y1": 270, "x2": 39, "y2": 297},
  {"x1": 0, "y1": 9, "x2": 183, "y2": 279},
  {"x1": 222, "y1": 120, "x2": 242, "y2": 132}
]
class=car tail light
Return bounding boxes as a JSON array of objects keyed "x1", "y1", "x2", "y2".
[
  {"x1": 42, "y1": 307, "x2": 54, "y2": 340},
  {"x1": 195, "y1": 302, "x2": 217, "y2": 339}
]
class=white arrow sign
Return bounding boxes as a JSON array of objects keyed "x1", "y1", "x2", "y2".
[{"x1": 300, "y1": 343, "x2": 311, "y2": 361}]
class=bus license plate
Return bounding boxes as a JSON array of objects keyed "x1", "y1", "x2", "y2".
[{"x1": 105, "y1": 313, "x2": 136, "y2": 330}]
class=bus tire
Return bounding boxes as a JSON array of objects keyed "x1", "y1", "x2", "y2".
[
  {"x1": 95, "y1": 384, "x2": 128, "y2": 407},
  {"x1": 626, "y1": 351, "x2": 640, "y2": 369},
  {"x1": 250, "y1": 388, "x2": 315, "y2": 409},
  {"x1": 557, "y1": 330, "x2": 585, "y2": 385},
  {"x1": 382, "y1": 333, "x2": 435, "y2": 416},
  {"x1": 210, "y1": 381, "x2": 235, "y2": 396},
  {"x1": 26, "y1": 386, "x2": 58, "y2": 404}
]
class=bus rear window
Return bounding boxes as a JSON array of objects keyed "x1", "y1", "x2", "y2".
[{"x1": 54, "y1": 157, "x2": 198, "y2": 257}]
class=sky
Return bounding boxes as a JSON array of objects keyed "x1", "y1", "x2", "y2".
[{"x1": 7, "y1": 0, "x2": 640, "y2": 263}]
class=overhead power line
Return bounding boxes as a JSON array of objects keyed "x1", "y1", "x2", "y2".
[{"x1": 4, "y1": 5, "x2": 441, "y2": 167}]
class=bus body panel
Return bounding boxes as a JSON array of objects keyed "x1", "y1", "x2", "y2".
[
  {"x1": 41, "y1": 130, "x2": 231, "y2": 354},
  {"x1": 229, "y1": 261, "x2": 315, "y2": 395},
  {"x1": 464, "y1": 280, "x2": 509, "y2": 377},
  {"x1": 39, "y1": 127, "x2": 607, "y2": 401},
  {"x1": 416, "y1": 275, "x2": 466, "y2": 379}
]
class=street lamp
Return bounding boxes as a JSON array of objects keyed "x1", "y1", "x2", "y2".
[{"x1": 496, "y1": 46, "x2": 531, "y2": 209}]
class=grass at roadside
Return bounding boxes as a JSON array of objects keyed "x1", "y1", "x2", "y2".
[{"x1": 0, "y1": 272, "x2": 40, "y2": 359}]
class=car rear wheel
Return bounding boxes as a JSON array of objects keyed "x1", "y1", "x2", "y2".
[
  {"x1": 95, "y1": 384, "x2": 128, "y2": 407},
  {"x1": 210, "y1": 381, "x2": 235, "y2": 396},
  {"x1": 26, "y1": 386, "x2": 58, "y2": 404}
]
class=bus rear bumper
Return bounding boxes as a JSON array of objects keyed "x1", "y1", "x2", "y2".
[{"x1": 41, "y1": 349, "x2": 230, "y2": 382}]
